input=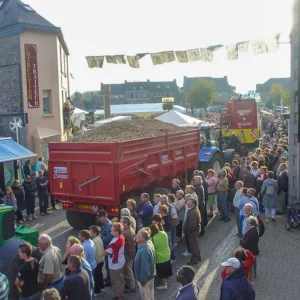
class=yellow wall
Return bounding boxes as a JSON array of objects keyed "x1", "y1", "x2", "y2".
[{"x1": 20, "y1": 30, "x2": 69, "y2": 156}]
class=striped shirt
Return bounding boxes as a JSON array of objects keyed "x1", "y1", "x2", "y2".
[{"x1": 0, "y1": 272, "x2": 9, "y2": 300}]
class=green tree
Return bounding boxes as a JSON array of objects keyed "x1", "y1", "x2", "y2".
[
  {"x1": 71, "y1": 92, "x2": 83, "y2": 103},
  {"x1": 266, "y1": 84, "x2": 290, "y2": 108},
  {"x1": 187, "y1": 79, "x2": 216, "y2": 109}
]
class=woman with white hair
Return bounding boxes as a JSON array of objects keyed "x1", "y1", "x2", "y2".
[{"x1": 120, "y1": 208, "x2": 136, "y2": 232}]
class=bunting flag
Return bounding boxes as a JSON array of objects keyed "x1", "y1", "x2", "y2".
[
  {"x1": 116, "y1": 55, "x2": 126, "y2": 64},
  {"x1": 252, "y1": 40, "x2": 268, "y2": 55},
  {"x1": 187, "y1": 48, "x2": 201, "y2": 61},
  {"x1": 208, "y1": 44, "x2": 224, "y2": 52},
  {"x1": 227, "y1": 45, "x2": 238, "y2": 60},
  {"x1": 175, "y1": 51, "x2": 188, "y2": 63},
  {"x1": 85, "y1": 35, "x2": 282, "y2": 68},
  {"x1": 237, "y1": 41, "x2": 249, "y2": 52},
  {"x1": 200, "y1": 48, "x2": 213, "y2": 62},
  {"x1": 106, "y1": 56, "x2": 118, "y2": 64},
  {"x1": 126, "y1": 55, "x2": 140, "y2": 68},
  {"x1": 151, "y1": 51, "x2": 176, "y2": 65},
  {"x1": 86, "y1": 56, "x2": 104, "y2": 68}
]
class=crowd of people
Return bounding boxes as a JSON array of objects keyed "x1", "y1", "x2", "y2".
[
  {"x1": 0, "y1": 112, "x2": 290, "y2": 300},
  {"x1": 0, "y1": 156, "x2": 57, "y2": 223}
]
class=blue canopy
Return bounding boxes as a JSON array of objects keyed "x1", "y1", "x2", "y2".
[{"x1": 0, "y1": 138, "x2": 36, "y2": 163}]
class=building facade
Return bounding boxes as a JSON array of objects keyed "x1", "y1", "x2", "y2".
[
  {"x1": 0, "y1": 0, "x2": 70, "y2": 160},
  {"x1": 288, "y1": 0, "x2": 300, "y2": 204},
  {"x1": 100, "y1": 79, "x2": 183, "y2": 106},
  {"x1": 256, "y1": 78, "x2": 291, "y2": 102},
  {"x1": 183, "y1": 76, "x2": 237, "y2": 106}
]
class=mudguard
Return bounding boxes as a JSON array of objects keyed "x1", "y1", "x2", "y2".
[{"x1": 199, "y1": 146, "x2": 222, "y2": 162}]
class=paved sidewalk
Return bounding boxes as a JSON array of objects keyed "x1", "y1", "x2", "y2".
[
  {"x1": 33, "y1": 207, "x2": 300, "y2": 300},
  {"x1": 100, "y1": 213, "x2": 300, "y2": 300}
]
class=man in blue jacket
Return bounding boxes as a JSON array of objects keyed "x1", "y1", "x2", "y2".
[
  {"x1": 134, "y1": 228, "x2": 155, "y2": 300},
  {"x1": 138, "y1": 193, "x2": 153, "y2": 227},
  {"x1": 175, "y1": 266, "x2": 199, "y2": 300},
  {"x1": 95, "y1": 210, "x2": 113, "y2": 287},
  {"x1": 220, "y1": 257, "x2": 255, "y2": 300}
]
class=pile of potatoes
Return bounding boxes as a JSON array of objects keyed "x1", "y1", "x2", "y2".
[{"x1": 70, "y1": 119, "x2": 190, "y2": 142}]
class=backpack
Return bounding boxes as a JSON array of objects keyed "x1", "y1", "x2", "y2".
[
  {"x1": 265, "y1": 184, "x2": 275, "y2": 196},
  {"x1": 250, "y1": 200, "x2": 265, "y2": 237}
]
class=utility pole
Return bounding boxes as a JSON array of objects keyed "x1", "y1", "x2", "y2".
[{"x1": 103, "y1": 84, "x2": 111, "y2": 119}]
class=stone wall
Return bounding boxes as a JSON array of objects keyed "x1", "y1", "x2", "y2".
[{"x1": 0, "y1": 35, "x2": 27, "y2": 145}]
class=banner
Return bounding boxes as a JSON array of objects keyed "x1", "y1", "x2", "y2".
[
  {"x1": 85, "y1": 35, "x2": 281, "y2": 68},
  {"x1": 25, "y1": 44, "x2": 40, "y2": 108}
]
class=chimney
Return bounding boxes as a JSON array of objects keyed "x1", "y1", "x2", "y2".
[{"x1": 103, "y1": 84, "x2": 111, "y2": 119}]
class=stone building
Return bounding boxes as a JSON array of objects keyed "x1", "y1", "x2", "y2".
[
  {"x1": 183, "y1": 76, "x2": 237, "y2": 106},
  {"x1": 0, "y1": 0, "x2": 70, "y2": 160},
  {"x1": 256, "y1": 78, "x2": 291, "y2": 102},
  {"x1": 288, "y1": 0, "x2": 300, "y2": 204},
  {"x1": 100, "y1": 79, "x2": 183, "y2": 105}
]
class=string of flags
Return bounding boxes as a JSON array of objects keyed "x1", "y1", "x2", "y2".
[{"x1": 86, "y1": 35, "x2": 281, "y2": 69}]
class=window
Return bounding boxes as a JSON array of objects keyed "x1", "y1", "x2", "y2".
[
  {"x1": 60, "y1": 46, "x2": 63, "y2": 73},
  {"x1": 43, "y1": 90, "x2": 52, "y2": 114},
  {"x1": 166, "y1": 85, "x2": 169, "y2": 88},
  {"x1": 294, "y1": 91, "x2": 298, "y2": 103},
  {"x1": 137, "y1": 93, "x2": 140, "y2": 98},
  {"x1": 132, "y1": 87, "x2": 136, "y2": 91},
  {"x1": 140, "y1": 87, "x2": 143, "y2": 91},
  {"x1": 294, "y1": 69, "x2": 298, "y2": 80},
  {"x1": 294, "y1": 47, "x2": 299, "y2": 58},
  {"x1": 157, "y1": 85, "x2": 160, "y2": 88}
]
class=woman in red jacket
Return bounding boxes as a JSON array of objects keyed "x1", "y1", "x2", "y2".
[{"x1": 221, "y1": 247, "x2": 255, "y2": 280}]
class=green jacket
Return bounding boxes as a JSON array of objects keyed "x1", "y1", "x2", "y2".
[{"x1": 152, "y1": 231, "x2": 170, "y2": 264}]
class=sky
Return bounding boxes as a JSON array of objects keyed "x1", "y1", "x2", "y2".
[{"x1": 26, "y1": 0, "x2": 293, "y2": 94}]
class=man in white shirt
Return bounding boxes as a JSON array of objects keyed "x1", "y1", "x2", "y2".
[
  {"x1": 152, "y1": 194, "x2": 161, "y2": 215},
  {"x1": 233, "y1": 181, "x2": 244, "y2": 237}
]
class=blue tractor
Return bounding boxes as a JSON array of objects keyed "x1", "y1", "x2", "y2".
[{"x1": 198, "y1": 123, "x2": 235, "y2": 173}]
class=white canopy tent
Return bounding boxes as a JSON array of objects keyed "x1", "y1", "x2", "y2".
[
  {"x1": 73, "y1": 107, "x2": 89, "y2": 127},
  {"x1": 155, "y1": 110, "x2": 203, "y2": 127}
]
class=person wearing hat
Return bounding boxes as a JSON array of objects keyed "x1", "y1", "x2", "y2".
[
  {"x1": 23, "y1": 175, "x2": 38, "y2": 221},
  {"x1": 220, "y1": 257, "x2": 255, "y2": 300},
  {"x1": 217, "y1": 169, "x2": 230, "y2": 222},
  {"x1": 95, "y1": 210, "x2": 113, "y2": 287}
]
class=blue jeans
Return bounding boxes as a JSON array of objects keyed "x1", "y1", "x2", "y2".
[
  {"x1": 48, "y1": 277, "x2": 64, "y2": 291},
  {"x1": 218, "y1": 193, "x2": 230, "y2": 219}
]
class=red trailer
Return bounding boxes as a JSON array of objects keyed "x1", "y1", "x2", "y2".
[{"x1": 48, "y1": 129, "x2": 200, "y2": 228}]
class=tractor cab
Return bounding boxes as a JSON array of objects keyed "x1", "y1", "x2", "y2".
[{"x1": 198, "y1": 123, "x2": 219, "y2": 149}]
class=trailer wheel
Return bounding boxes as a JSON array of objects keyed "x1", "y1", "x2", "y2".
[
  {"x1": 224, "y1": 149, "x2": 235, "y2": 164},
  {"x1": 66, "y1": 211, "x2": 83, "y2": 229}
]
